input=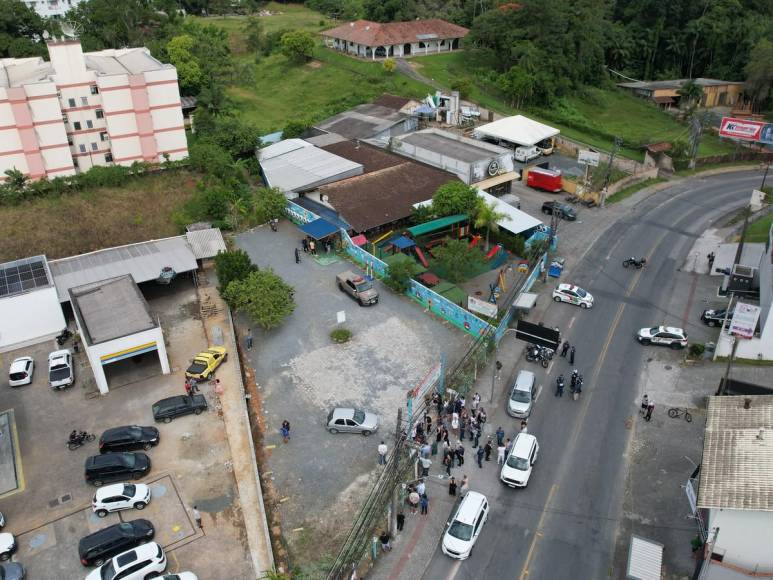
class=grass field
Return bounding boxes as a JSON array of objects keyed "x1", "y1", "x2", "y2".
[
  {"x1": 0, "y1": 171, "x2": 199, "y2": 262},
  {"x1": 745, "y1": 213, "x2": 773, "y2": 243}
]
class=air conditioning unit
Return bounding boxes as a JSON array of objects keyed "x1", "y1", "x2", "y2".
[{"x1": 727, "y1": 264, "x2": 757, "y2": 294}]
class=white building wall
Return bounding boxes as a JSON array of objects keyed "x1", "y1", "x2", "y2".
[
  {"x1": 22, "y1": 0, "x2": 83, "y2": 19},
  {"x1": 0, "y1": 286, "x2": 66, "y2": 353},
  {"x1": 709, "y1": 509, "x2": 773, "y2": 570}
]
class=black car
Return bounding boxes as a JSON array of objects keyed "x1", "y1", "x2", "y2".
[
  {"x1": 541, "y1": 201, "x2": 577, "y2": 221},
  {"x1": 701, "y1": 308, "x2": 733, "y2": 327},
  {"x1": 84, "y1": 453, "x2": 151, "y2": 486},
  {"x1": 99, "y1": 426, "x2": 160, "y2": 454},
  {"x1": 152, "y1": 394, "x2": 208, "y2": 423},
  {"x1": 0, "y1": 563, "x2": 25, "y2": 580},
  {"x1": 78, "y1": 519, "x2": 155, "y2": 567}
]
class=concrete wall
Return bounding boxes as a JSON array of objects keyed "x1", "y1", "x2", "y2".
[{"x1": 709, "y1": 509, "x2": 773, "y2": 570}]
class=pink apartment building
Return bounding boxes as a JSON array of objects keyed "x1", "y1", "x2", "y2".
[{"x1": 0, "y1": 39, "x2": 188, "y2": 182}]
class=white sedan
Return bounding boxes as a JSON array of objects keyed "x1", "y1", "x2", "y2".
[
  {"x1": 552, "y1": 284, "x2": 594, "y2": 309},
  {"x1": 92, "y1": 483, "x2": 151, "y2": 517}
]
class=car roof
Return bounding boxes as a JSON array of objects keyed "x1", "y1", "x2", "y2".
[
  {"x1": 514, "y1": 369, "x2": 535, "y2": 389},
  {"x1": 332, "y1": 408, "x2": 355, "y2": 419},
  {"x1": 557, "y1": 283, "x2": 577, "y2": 292},
  {"x1": 513, "y1": 433, "x2": 537, "y2": 455},
  {"x1": 95, "y1": 483, "x2": 132, "y2": 499},
  {"x1": 663, "y1": 326, "x2": 685, "y2": 334},
  {"x1": 454, "y1": 491, "x2": 487, "y2": 524},
  {"x1": 48, "y1": 350, "x2": 70, "y2": 361},
  {"x1": 87, "y1": 453, "x2": 132, "y2": 467},
  {"x1": 155, "y1": 395, "x2": 187, "y2": 406},
  {"x1": 102, "y1": 425, "x2": 142, "y2": 438}
]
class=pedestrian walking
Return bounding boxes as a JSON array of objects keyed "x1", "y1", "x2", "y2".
[
  {"x1": 435, "y1": 394, "x2": 443, "y2": 416},
  {"x1": 460, "y1": 474, "x2": 469, "y2": 494},
  {"x1": 476, "y1": 446, "x2": 484, "y2": 468},
  {"x1": 378, "y1": 441, "x2": 388, "y2": 465},
  {"x1": 396, "y1": 511, "x2": 405, "y2": 531},
  {"x1": 302, "y1": 238, "x2": 309, "y2": 253},
  {"x1": 380, "y1": 531, "x2": 392, "y2": 551},
  {"x1": 294, "y1": 247, "x2": 300, "y2": 263},
  {"x1": 443, "y1": 453, "x2": 452, "y2": 476},
  {"x1": 645, "y1": 399, "x2": 655, "y2": 422},
  {"x1": 281, "y1": 420, "x2": 291, "y2": 443},
  {"x1": 451, "y1": 411, "x2": 459, "y2": 436},
  {"x1": 192, "y1": 505, "x2": 202, "y2": 529},
  {"x1": 560, "y1": 340, "x2": 570, "y2": 357},
  {"x1": 408, "y1": 490, "x2": 420, "y2": 514},
  {"x1": 448, "y1": 477, "x2": 457, "y2": 496},
  {"x1": 520, "y1": 419, "x2": 528, "y2": 432},
  {"x1": 417, "y1": 479, "x2": 426, "y2": 496},
  {"x1": 495, "y1": 426, "x2": 505, "y2": 447},
  {"x1": 484, "y1": 439, "x2": 493, "y2": 461},
  {"x1": 707, "y1": 251, "x2": 715, "y2": 271},
  {"x1": 456, "y1": 442, "x2": 465, "y2": 466},
  {"x1": 640, "y1": 394, "x2": 649, "y2": 416},
  {"x1": 245, "y1": 328, "x2": 253, "y2": 350},
  {"x1": 184, "y1": 380, "x2": 192, "y2": 396},
  {"x1": 497, "y1": 444, "x2": 506, "y2": 465},
  {"x1": 472, "y1": 425, "x2": 480, "y2": 449},
  {"x1": 459, "y1": 416, "x2": 467, "y2": 441},
  {"x1": 420, "y1": 494, "x2": 429, "y2": 515},
  {"x1": 478, "y1": 408, "x2": 487, "y2": 425},
  {"x1": 309, "y1": 239, "x2": 316, "y2": 255},
  {"x1": 420, "y1": 456, "x2": 432, "y2": 477},
  {"x1": 569, "y1": 346, "x2": 576, "y2": 364},
  {"x1": 421, "y1": 442, "x2": 431, "y2": 459},
  {"x1": 472, "y1": 392, "x2": 481, "y2": 411}
]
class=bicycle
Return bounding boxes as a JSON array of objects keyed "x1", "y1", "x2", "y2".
[{"x1": 668, "y1": 407, "x2": 692, "y2": 422}]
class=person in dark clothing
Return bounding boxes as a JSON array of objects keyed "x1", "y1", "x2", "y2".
[
  {"x1": 301, "y1": 238, "x2": 308, "y2": 253},
  {"x1": 560, "y1": 341, "x2": 570, "y2": 357},
  {"x1": 380, "y1": 531, "x2": 392, "y2": 551},
  {"x1": 449, "y1": 477, "x2": 457, "y2": 496},
  {"x1": 294, "y1": 248, "x2": 300, "y2": 263},
  {"x1": 472, "y1": 425, "x2": 480, "y2": 448},
  {"x1": 396, "y1": 511, "x2": 405, "y2": 531},
  {"x1": 569, "y1": 346, "x2": 576, "y2": 364},
  {"x1": 476, "y1": 446, "x2": 484, "y2": 468},
  {"x1": 420, "y1": 494, "x2": 429, "y2": 515},
  {"x1": 707, "y1": 251, "x2": 715, "y2": 271},
  {"x1": 495, "y1": 426, "x2": 505, "y2": 447},
  {"x1": 484, "y1": 439, "x2": 493, "y2": 461},
  {"x1": 443, "y1": 453, "x2": 452, "y2": 476},
  {"x1": 456, "y1": 443, "x2": 465, "y2": 466}
]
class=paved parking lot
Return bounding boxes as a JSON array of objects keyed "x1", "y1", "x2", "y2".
[
  {"x1": 236, "y1": 222, "x2": 472, "y2": 567},
  {"x1": 0, "y1": 278, "x2": 253, "y2": 579}
]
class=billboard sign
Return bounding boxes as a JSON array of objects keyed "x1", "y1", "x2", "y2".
[
  {"x1": 468, "y1": 295, "x2": 498, "y2": 318},
  {"x1": 578, "y1": 150, "x2": 601, "y2": 167},
  {"x1": 514, "y1": 319, "x2": 561, "y2": 351},
  {"x1": 719, "y1": 117, "x2": 765, "y2": 141},
  {"x1": 729, "y1": 302, "x2": 761, "y2": 339}
]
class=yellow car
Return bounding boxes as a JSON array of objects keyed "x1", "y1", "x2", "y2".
[{"x1": 185, "y1": 346, "x2": 227, "y2": 380}]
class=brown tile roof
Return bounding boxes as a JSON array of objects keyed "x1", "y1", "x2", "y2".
[
  {"x1": 318, "y1": 143, "x2": 458, "y2": 232},
  {"x1": 321, "y1": 19, "x2": 469, "y2": 47},
  {"x1": 372, "y1": 94, "x2": 414, "y2": 111}
]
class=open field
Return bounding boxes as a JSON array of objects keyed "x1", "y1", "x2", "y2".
[
  {"x1": 745, "y1": 212, "x2": 773, "y2": 243},
  {"x1": 0, "y1": 170, "x2": 199, "y2": 262}
]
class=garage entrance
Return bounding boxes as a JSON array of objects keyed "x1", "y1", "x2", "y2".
[{"x1": 102, "y1": 348, "x2": 164, "y2": 389}]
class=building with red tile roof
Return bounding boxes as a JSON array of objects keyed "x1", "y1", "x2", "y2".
[{"x1": 321, "y1": 19, "x2": 469, "y2": 59}]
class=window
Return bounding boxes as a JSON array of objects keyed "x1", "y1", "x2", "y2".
[
  {"x1": 68, "y1": 98, "x2": 75, "y2": 108},
  {"x1": 90, "y1": 85, "x2": 99, "y2": 95},
  {"x1": 104, "y1": 152, "x2": 113, "y2": 163},
  {"x1": 86, "y1": 119, "x2": 93, "y2": 129},
  {"x1": 81, "y1": 96, "x2": 88, "y2": 106},
  {"x1": 91, "y1": 142, "x2": 97, "y2": 151},
  {"x1": 73, "y1": 121, "x2": 81, "y2": 130},
  {"x1": 79, "y1": 144, "x2": 86, "y2": 153},
  {"x1": 96, "y1": 109, "x2": 104, "y2": 119},
  {"x1": 100, "y1": 131, "x2": 109, "y2": 142}
]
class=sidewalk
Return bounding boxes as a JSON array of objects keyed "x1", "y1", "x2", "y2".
[{"x1": 196, "y1": 265, "x2": 274, "y2": 578}]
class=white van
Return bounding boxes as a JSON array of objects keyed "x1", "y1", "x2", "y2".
[
  {"x1": 514, "y1": 145, "x2": 540, "y2": 163},
  {"x1": 500, "y1": 433, "x2": 539, "y2": 488},
  {"x1": 507, "y1": 370, "x2": 535, "y2": 418},
  {"x1": 442, "y1": 491, "x2": 489, "y2": 560}
]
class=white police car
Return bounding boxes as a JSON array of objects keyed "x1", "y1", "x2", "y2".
[{"x1": 552, "y1": 284, "x2": 594, "y2": 309}]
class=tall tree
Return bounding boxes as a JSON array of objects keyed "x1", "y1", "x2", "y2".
[
  {"x1": 473, "y1": 199, "x2": 507, "y2": 252},
  {"x1": 745, "y1": 39, "x2": 773, "y2": 109},
  {"x1": 0, "y1": 0, "x2": 48, "y2": 58}
]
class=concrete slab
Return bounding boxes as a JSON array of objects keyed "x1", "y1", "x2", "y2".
[{"x1": 0, "y1": 410, "x2": 21, "y2": 496}]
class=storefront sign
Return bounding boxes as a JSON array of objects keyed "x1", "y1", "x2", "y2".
[{"x1": 729, "y1": 302, "x2": 761, "y2": 339}]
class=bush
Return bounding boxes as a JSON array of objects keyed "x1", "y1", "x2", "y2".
[
  {"x1": 280, "y1": 30, "x2": 315, "y2": 62},
  {"x1": 382, "y1": 58, "x2": 396, "y2": 73},
  {"x1": 252, "y1": 186, "x2": 287, "y2": 224},
  {"x1": 215, "y1": 249, "x2": 258, "y2": 292},
  {"x1": 223, "y1": 268, "x2": 296, "y2": 330},
  {"x1": 283, "y1": 119, "x2": 312, "y2": 139},
  {"x1": 385, "y1": 259, "x2": 419, "y2": 292},
  {"x1": 330, "y1": 328, "x2": 352, "y2": 343},
  {"x1": 688, "y1": 343, "x2": 706, "y2": 358}
]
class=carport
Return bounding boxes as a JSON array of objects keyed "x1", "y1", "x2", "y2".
[
  {"x1": 300, "y1": 218, "x2": 340, "y2": 240},
  {"x1": 69, "y1": 275, "x2": 170, "y2": 395}
]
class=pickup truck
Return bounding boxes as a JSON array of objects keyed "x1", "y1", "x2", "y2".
[{"x1": 337, "y1": 271, "x2": 379, "y2": 306}]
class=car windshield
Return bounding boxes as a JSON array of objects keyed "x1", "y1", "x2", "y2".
[
  {"x1": 50, "y1": 365, "x2": 71, "y2": 380},
  {"x1": 188, "y1": 362, "x2": 207, "y2": 374},
  {"x1": 510, "y1": 389, "x2": 531, "y2": 403},
  {"x1": 353, "y1": 410, "x2": 366, "y2": 424},
  {"x1": 649, "y1": 327, "x2": 660, "y2": 334},
  {"x1": 448, "y1": 520, "x2": 474, "y2": 541},
  {"x1": 123, "y1": 484, "x2": 136, "y2": 497},
  {"x1": 100, "y1": 561, "x2": 117, "y2": 580},
  {"x1": 575, "y1": 288, "x2": 587, "y2": 298},
  {"x1": 355, "y1": 280, "x2": 373, "y2": 292},
  {"x1": 122, "y1": 454, "x2": 137, "y2": 468},
  {"x1": 506, "y1": 455, "x2": 529, "y2": 471}
]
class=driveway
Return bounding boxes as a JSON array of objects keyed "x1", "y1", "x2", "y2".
[{"x1": 235, "y1": 222, "x2": 472, "y2": 566}]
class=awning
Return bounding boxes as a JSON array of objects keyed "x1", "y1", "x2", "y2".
[
  {"x1": 473, "y1": 115, "x2": 559, "y2": 147},
  {"x1": 472, "y1": 171, "x2": 519, "y2": 190},
  {"x1": 351, "y1": 234, "x2": 368, "y2": 246},
  {"x1": 388, "y1": 235, "x2": 416, "y2": 249},
  {"x1": 626, "y1": 535, "x2": 663, "y2": 580},
  {"x1": 300, "y1": 218, "x2": 339, "y2": 239},
  {"x1": 513, "y1": 292, "x2": 538, "y2": 309},
  {"x1": 652, "y1": 96, "x2": 675, "y2": 104},
  {"x1": 407, "y1": 214, "x2": 468, "y2": 237}
]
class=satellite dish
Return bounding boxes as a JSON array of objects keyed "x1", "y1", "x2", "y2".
[{"x1": 60, "y1": 21, "x2": 82, "y2": 39}]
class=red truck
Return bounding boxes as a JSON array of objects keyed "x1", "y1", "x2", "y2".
[{"x1": 527, "y1": 167, "x2": 563, "y2": 193}]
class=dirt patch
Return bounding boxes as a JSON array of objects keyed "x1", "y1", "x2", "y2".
[{"x1": 306, "y1": 59, "x2": 323, "y2": 69}]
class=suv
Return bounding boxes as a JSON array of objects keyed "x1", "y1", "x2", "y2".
[
  {"x1": 8, "y1": 357, "x2": 34, "y2": 387},
  {"x1": 152, "y1": 395, "x2": 208, "y2": 423},
  {"x1": 507, "y1": 370, "x2": 536, "y2": 418},
  {"x1": 78, "y1": 519, "x2": 155, "y2": 566},
  {"x1": 336, "y1": 271, "x2": 378, "y2": 306},
  {"x1": 701, "y1": 308, "x2": 732, "y2": 327},
  {"x1": 48, "y1": 349, "x2": 73, "y2": 389},
  {"x1": 84, "y1": 453, "x2": 151, "y2": 486},
  {"x1": 326, "y1": 408, "x2": 379, "y2": 435},
  {"x1": 441, "y1": 491, "x2": 489, "y2": 559},
  {"x1": 85, "y1": 542, "x2": 166, "y2": 580},
  {"x1": 541, "y1": 201, "x2": 577, "y2": 221},
  {"x1": 500, "y1": 433, "x2": 539, "y2": 488},
  {"x1": 100, "y1": 426, "x2": 160, "y2": 453},
  {"x1": 92, "y1": 483, "x2": 151, "y2": 518},
  {"x1": 636, "y1": 326, "x2": 688, "y2": 349}
]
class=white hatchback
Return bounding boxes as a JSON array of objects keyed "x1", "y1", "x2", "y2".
[
  {"x1": 507, "y1": 370, "x2": 535, "y2": 418},
  {"x1": 441, "y1": 491, "x2": 489, "y2": 560},
  {"x1": 48, "y1": 349, "x2": 73, "y2": 389},
  {"x1": 552, "y1": 284, "x2": 594, "y2": 309},
  {"x1": 500, "y1": 433, "x2": 539, "y2": 488},
  {"x1": 8, "y1": 357, "x2": 34, "y2": 387},
  {"x1": 86, "y1": 542, "x2": 166, "y2": 580},
  {"x1": 92, "y1": 483, "x2": 151, "y2": 518}
]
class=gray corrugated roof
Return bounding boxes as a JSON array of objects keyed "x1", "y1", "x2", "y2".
[
  {"x1": 315, "y1": 104, "x2": 409, "y2": 140},
  {"x1": 697, "y1": 395, "x2": 773, "y2": 511},
  {"x1": 185, "y1": 228, "x2": 226, "y2": 259},
  {"x1": 49, "y1": 237, "x2": 198, "y2": 303},
  {"x1": 69, "y1": 275, "x2": 156, "y2": 346}
]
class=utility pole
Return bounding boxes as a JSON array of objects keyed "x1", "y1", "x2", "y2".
[
  {"x1": 600, "y1": 137, "x2": 623, "y2": 207},
  {"x1": 490, "y1": 359, "x2": 502, "y2": 403},
  {"x1": 761, "y1": 162, "x2": 769, "y2": 190},
  {"x1": 688, "y1": 115, "x2": 703, "y2": 169}
]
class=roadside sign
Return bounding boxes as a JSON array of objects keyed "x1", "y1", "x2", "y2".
[
  {"x1": 719, "y1": 117, "x2": 765, "y2": 141},
  {"x1": 578, "y1": 150, "x2": 600, "y2": 167},
  {"x1": 336, "y1": 310, "x2": 346, "y2": 324},
  {"x1": 729, "y1": 302, "x2": 761, "y2": 339},
  {"x1": 468, "y1": 295, "x2": 498, "y2": 318}
]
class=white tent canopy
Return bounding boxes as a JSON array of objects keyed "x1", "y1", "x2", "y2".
[{"x1": 474, "y1": 115, "x2": 560, "y2": 147}]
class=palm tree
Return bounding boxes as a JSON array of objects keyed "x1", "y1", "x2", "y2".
[
  {"x1": 473, "y1": 199, "x2": 507, "y2": 252},
  {"x1": 678, "y1": 79, "x2": 704, "y2": 109}
]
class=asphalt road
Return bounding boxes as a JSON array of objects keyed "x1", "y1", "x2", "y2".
[{"x1": 422, "y1": 170, "x2": 763, "y2": 580}]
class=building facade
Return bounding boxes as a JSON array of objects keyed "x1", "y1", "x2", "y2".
[
  {"x1": 617, "y1": 78, "x2": 745, "y2": 109},
  {"x1": 0, "y1": 39, "x2": 188, "y2": 181},
  {"x1": 21, "y1": 0, "x2": 82, "y2": 19}
]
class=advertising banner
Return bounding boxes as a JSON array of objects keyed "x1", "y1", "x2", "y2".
[
  {"x1": 468, "y1": 295, "x2": 498, "y2": 318},
  {"x1": 578, "y1": 150, "x2": 601, "y2": 167},
  {"x1": 729, "y1": 302, "x2": 761, "y2": 339},
  {"x1": 761, "y1": 123, "x2": 773, "y2": 146},
  {"x1": 719, "y1": 117, "x2": 765, "y2": 141}
]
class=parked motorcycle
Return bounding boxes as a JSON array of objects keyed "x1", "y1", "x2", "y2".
[
  {"x1": 67, "y1": 430, "x2": 96, "y2": 450},
  {"x1": 525, "y1": 344, "x2": 553, "y2": 368},
  {"x1": 56, "y1": 328, "x2": 73, "y2": 346},
  {"x1": 622, "y1": 257, "x2": 647, "y2": 269}
]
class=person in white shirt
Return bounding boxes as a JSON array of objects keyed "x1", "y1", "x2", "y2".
[
  {"x1": 497, "y1": 444, "x2": 506, "y2": 465},
  {"x1": 378, "y1": 441, "x2": 388, "y2": 465},
  {"x1": 417, "y1": 479, "x2": 426, "y2": 496}
]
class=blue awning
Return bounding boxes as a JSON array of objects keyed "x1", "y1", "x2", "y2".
[
  {"x1": 300, "y1": 218, "x2": 339, "y2": 240},
  {"x1": 388, "y1": 235, "x2": 416, "y2": 249}
]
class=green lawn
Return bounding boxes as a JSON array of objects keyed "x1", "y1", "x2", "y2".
[
  {"x1": 745, "y1": 213, "x2": 773, "y2": 243},
  {"x1": 606, "y1": 177, "x2": 667, "y2": 204}
]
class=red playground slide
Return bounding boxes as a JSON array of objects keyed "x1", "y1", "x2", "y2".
[
  {"x1": 414, "y1": 247, "x2": 430, "y2": 268},
  {"x1": 485, "y1": 244, "x2": 502, "y2": 261},
  {"x1": 469, "y1": 235, "x2": 482, "y2": 249}
]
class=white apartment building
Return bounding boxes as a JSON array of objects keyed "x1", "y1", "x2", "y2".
[
  {"x1": 0, "y1": 39, "x2": 188, "y2": 181},
  {"x1": 22, "y1": 0, "x2": 82, "y2": 19}
]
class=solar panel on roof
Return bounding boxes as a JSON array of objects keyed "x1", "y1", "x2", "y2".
[{"x1": 0, "y1": 256, "x2": 50, "y2": 298}]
